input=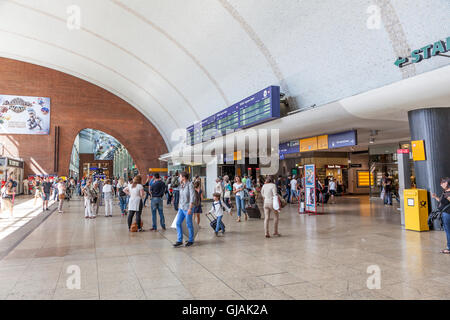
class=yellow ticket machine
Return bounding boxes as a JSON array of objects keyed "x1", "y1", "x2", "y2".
[{"x1": 404, "y1": 189, "x2": 429, "y2": 231}]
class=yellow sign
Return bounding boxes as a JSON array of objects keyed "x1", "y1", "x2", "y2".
[
  {"x1": 357, "y1": 171, "x2": 374, "y2": 187},
  {"x1": 317, "y1": 135, "x2": 328, "y2": 150},
  {"x1": 148, "y1": 168, "x2": 168, "y2": 172},
  {"x1": 234, "y1": 151, "x2": 242, "y2": 161},
  {"x1": 411, "y1": 140, "x2": 426, "y2": 161},
  {"x1": 299, "y1": 137, "x2": 318, "y2": 152}
]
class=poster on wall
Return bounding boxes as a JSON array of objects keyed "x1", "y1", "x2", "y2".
[
  {"x1": 304, "y1": 164, "x2": 316, "y2": 213},
  {"x1": 0, "y1": 95, "x2": 50, "y2": 134}
]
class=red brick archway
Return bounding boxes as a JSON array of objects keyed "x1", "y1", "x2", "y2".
[{"x1": 0, "y1": 58, "x2": 168, "y2": 177}]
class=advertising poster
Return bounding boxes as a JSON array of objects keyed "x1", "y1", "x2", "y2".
[
  {"x1": 304, "y1": 164, "x2": 316, "y2": 213},
  {"x1": 0, "y1": 95, "x2": 50, "y2": 134}
]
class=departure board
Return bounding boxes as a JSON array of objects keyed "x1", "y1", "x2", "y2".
[{"x1": 186, "y1": 86, "x2": 280, "y2": 145}]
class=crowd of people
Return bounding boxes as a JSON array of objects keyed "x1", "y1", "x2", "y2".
[{"x1": 3, "y1": 170, "x2": 450, "y2": 255}]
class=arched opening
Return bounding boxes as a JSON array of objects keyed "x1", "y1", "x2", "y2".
[{"x1": 69, "y1": 128, "x2": 137, "y2": 180}]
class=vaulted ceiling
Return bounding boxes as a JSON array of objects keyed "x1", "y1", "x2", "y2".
[{"x1": 0, "y1": 0, "x2": 449, "y2": 150}]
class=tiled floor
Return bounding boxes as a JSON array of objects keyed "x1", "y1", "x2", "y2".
[{"x1": 1, "y1": 195, "x2": 449, "y2": 300}]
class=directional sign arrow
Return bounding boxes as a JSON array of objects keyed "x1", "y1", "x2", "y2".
[{"x1": 394, "y1": 57, "x2": 408, "y2": 68}]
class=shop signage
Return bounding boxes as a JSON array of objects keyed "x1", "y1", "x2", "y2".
[
  {"x1": 148, "y1": 168, "x2": 168, "y2": 172},
  {"x1": 187, "y1": 86, "x2": 280, "y2": 145},
  {"x1": 395, "y1": 36, "x2": 450, "y2": 68},
  {"x1": 397, "y1": 149, "x2": 409, "y2": 154},
  {"x1": 325, "y1": 165, "x2": 347, "y2": 169},
  {"x1": 350, "y1": 164, "x2": 362, "y2": 168},
  {"x1": 328, "y1": 130, "x2": 357, "y2": 149},
  {"x1": 7, "y1": 159, "x2": 23, "y2": 168}
]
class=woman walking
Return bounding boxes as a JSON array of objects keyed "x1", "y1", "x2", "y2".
[
  {"x1": 432, "y1": 177, "x2": 450, "y2": 254},
  {"x1": 124, "y1": 175, "x2": 145, "y2": 232},
  {"x1": 1, "y1": 181, "x2": 15, "y2": 218},
  {"x1": 57, "y1": 178, "x2": 66, "y2": 213},
  {"x1": 223, "y1": 175, "x2": 232, "y2": 210},
  {"x1": 92, "y1": 181, "x2": 100, "y2": 216},
  {"x1": 260, "y1": 176, "x2": 281, "y2": 238},
  {"x1": 233, "y1": 176, "x2": 247, "y2": 222},
  {"x1": 82, "y1": 179, "x2": 95, "y2": 219},
  {"x1": 193, "y1": 180, "x2": 204, "y2": 225},
  {"x1": 103, "y1": 179, "x2": 114, "y2": 217}
]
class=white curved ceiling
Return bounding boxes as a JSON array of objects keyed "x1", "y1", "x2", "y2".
[{"x1": 0, "y1": 0, "x2": 449, "y2": 150}]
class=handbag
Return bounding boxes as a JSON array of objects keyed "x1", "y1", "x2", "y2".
[
  {"x1": 59, "y1": 194, "x2": 65, "y2": 200},
  {"x1": 273, "y1": 195, "x2": 280, "y2": 211},
  {"x1": 170, "y1": 212, "x2": 180, "y2": 229}
]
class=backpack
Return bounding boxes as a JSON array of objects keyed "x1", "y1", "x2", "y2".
[
  {"x1": 171, "y1": 176, "x2": 179, "y2": 188},
  {"x1": 118, "y1": 186, "x2": 126, "y2": 197}
]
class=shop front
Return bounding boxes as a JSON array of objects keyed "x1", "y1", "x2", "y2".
[{"x1": 0, "y1": 157, "x2": 25, "y2": 193}]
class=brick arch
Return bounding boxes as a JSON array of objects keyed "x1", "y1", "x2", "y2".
[{"x1": 0, "y1": 57, "x2": 168, "y2": 177}]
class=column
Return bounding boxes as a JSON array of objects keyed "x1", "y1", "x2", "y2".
[
  {"x1": 397, "y1": 149, "x2": 411, "y2": 225},
  {"x1": 408, "y1": 107, "x2": 450, "y2": 211},
  {"x1": 206, "y1": 157, "x2": 218, "y2": 199}
]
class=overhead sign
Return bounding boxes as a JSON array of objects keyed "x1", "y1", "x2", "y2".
[
  {"x1": 279, "y1": 140, "x2": 299, "y2": 155},
  {"x1": 394, "y1": 36, "x2": 450, "y2": 68},
  {"x1": 187, "y1": 86, "x2": 280, "y2": 145},
  {"x1": 317, "y1": 135, "x2": 328, "y2": 150},
  {"x1": 300, "y1": 137, "x2": 318, "y2": 152},
  {"x1": 328, "y1": 130, "x2": 357, "y2": 149},
  {"x1": 0, "y1": 95, "x2": 50, "y2": 134}
]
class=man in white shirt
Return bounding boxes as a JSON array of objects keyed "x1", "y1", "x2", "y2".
[{"x1": 290, "y1": 176, "x2": 298, "y2": 203}]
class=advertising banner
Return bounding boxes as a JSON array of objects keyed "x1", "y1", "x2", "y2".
[
  {"x1": 304, "y1": 164, "x2": 316, "y2": 213},
  {"x1": 0, "y1": 95, "x2": 50, "y2": 134}
]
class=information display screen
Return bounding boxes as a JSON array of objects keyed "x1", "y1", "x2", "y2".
[{"x1": 186, "y1": 86, "x2": 280, "y2": 145}]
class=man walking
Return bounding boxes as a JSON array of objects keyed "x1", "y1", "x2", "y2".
[
  {"x1": 149, "y1": 173, "x2": 166, "y2": 231},
  {"x1": 171, "y1": 171, "x2": 180, "y2": 212},
  {"x1": 173, "y1": 172, "x2": 195, "y2": 247}
]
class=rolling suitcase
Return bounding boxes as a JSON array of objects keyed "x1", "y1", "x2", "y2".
[
  {"x1": 246, "y1": 205, "x2": 261, "y2": 219},
  {"x1": 206, "y1": 212, "x2": 225, "y2": 232}
]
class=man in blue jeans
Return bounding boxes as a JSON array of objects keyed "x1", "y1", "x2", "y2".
[
  {"x1": 173, "y1": 172, "x2": 195, "y2": 247},
  {"x1": 149, "y1": 173, "x2": 166, "y2": 231}
]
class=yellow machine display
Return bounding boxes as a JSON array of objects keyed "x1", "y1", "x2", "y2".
[{"x1": 404, "y1": 189, "x2": 429, "y2": 231}]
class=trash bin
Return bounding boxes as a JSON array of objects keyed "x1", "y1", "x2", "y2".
[{"x1": 404, "y1": 189, "x2": 429, "y2": 231}]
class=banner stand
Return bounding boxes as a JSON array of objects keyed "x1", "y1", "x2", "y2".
[{"x1": 304, "y1": 164, "x2": 318, "y2": 215}]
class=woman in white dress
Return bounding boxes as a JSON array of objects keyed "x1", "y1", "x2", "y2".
[{"x1": 124, "y1": 175, "x2": 145, "y2": 232}]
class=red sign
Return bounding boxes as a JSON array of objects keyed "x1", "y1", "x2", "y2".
[{"x1": 397, "y1": 149, "x2": 409, "y2": 154}]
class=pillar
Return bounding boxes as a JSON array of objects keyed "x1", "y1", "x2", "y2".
[
  {"x1": 408, "y1": 107, "x2": 450, "y2": 211},
  {"x1": 397, "y1": 149, "x2": 411, "y2": 225},
  {"x1": 206, "y1": 158, "x2": 218, "y2": 199}
]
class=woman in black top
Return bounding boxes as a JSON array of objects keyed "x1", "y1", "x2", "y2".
[{"x1": 432, "y1": 177, "x2": 450, "y2": 254}]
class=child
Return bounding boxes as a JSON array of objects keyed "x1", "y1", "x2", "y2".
[{"x1": 209, "y1": 192, "x2": 231, "y2": 236}]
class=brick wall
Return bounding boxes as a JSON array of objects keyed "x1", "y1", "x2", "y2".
[{"x1": 0, "y1": 58, "x2": 168, "y2": 177}]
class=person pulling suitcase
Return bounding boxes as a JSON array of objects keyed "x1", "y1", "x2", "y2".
[{"x1": 208, "y1": 193, "x2": 231, "y2": 236}]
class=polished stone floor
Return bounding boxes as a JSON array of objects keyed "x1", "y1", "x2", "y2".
[{"x1": 0, "y1": 194, "x2": 449, "y2": 300}]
